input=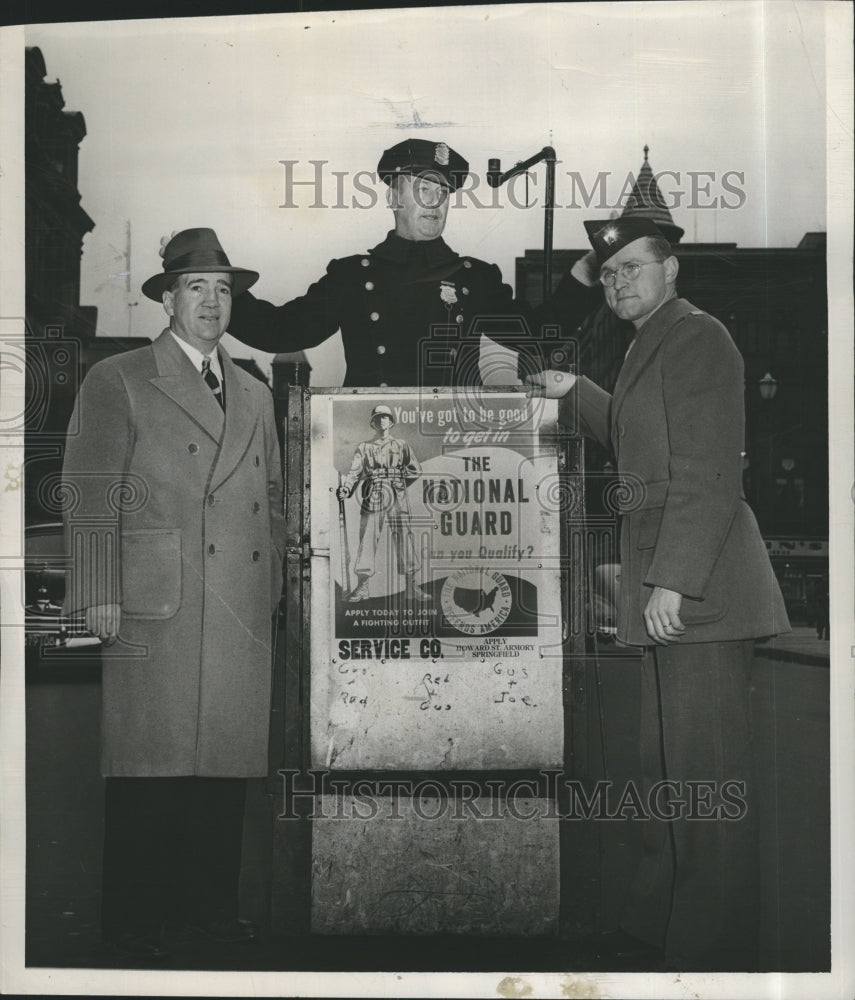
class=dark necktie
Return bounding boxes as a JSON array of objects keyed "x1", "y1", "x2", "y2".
[{"x1": 201, "y1": 356, "x2": 224, "y2": 411}]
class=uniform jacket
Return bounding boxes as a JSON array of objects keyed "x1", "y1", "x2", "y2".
[
  {"x1": 228, "y1": 230, "x2": 543, "y2": 386},
  {"x1": 560, "y1": 297, "x2": 789, "y2": 646},
  {"x1": 342, "y1": 435, "x2": 421, "y2": 513},
  {"x1": 62, "y1": 331, "x2": 286, "y2": 777}
]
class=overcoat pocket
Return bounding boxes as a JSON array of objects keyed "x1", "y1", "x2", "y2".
[
  {"x1": 635, "y1": 508, "x2": 663, "y2": 550},
  {"x1": 633, "y1": 507, "x2": 729, "y2": 624},
  {"x1": 121, "y1": 528, "x2": 182, "y2": 619}
]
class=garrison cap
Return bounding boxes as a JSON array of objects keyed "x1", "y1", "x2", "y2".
[
  {"x1": 378, "y1": 139, "x2": 469, "y2": 192},
  {"x1": 585, "y1": 217, "x2": 669, "y2": 266}
]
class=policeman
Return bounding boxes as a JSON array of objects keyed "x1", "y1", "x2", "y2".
[{"x1": 227, "y1": 139, "x2": 542, "y2": 387}]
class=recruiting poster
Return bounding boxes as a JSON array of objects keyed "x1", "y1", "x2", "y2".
[{"x1": 310, "y1": 389, "x2": 566, "y2": 770}]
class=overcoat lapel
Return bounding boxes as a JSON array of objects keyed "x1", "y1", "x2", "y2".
[
  {"x1": 150, "y1": 330, "x2": 225, "y2": 442},
  {"x1": 209, "y1": 349, "x2": 258, "y2": 492},
  {"x1": 610, "y1": 298, "x2": 695, "y2": 448}
]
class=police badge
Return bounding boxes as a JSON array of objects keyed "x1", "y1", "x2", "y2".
[
  {"x1": 434, "y1": 142, "x2": 450, "y2": 166},
  {"x1": 439, "y1": 281, "x2": 458, "y2": 305}
]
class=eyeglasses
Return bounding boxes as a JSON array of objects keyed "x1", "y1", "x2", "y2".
[{"x1": 598, "y1": 259, "x2": 665, "y2": 287}]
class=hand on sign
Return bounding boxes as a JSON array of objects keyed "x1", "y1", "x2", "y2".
[
  {"x1": 524, "y1": 370, "x2": 577, "y2": 399},
  {"x1": 643, "y1": 587, "x2": 686, "y2": 645}
]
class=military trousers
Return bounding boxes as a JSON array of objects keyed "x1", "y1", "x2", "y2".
[{"x1": 619, "y1": 639, "x2": 760, "y2": 971}]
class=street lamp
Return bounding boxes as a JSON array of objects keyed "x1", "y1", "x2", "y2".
[{"x1": 758, "y1": 372, "x2": 778, "y2": 401}]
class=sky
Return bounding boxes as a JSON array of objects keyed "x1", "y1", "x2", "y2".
[{"x1": 26, "y1": 0, "x2": 829, "y2": 384}]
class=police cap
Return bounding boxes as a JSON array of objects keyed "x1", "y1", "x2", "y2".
[{"x1": 378, "y1": 139, "x2": 469, "y2": 192}]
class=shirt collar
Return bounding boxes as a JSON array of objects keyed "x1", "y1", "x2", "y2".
[
  {"x1": 369, "y1": 230, "x2": 459, "y2": 268},
  {"x1": 169, "y1": 330, "x2": 222, "y2": 381}
]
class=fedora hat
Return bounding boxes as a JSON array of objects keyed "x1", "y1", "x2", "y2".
[{"x1": 142, "y1": 228, "x2": 259, "y2": 301}]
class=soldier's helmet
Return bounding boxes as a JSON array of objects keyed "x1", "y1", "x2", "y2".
[{"x1": 369, "y1": 404, "x2": 395, "y2": 428}]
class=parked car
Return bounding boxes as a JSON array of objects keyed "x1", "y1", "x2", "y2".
[{"x1": 25, "y1": 522, "x2": 99, "y2": 661}]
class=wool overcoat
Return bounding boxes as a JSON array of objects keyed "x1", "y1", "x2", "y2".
[
  {"x1": 62, "y1": 331, "x2": 286, "y2": 777},
  {"x1": 560, "y1": 297, "x2": 789, "y2": 646}
]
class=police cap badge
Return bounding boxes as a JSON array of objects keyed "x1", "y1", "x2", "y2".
[{"x1": 378, "y1": 139, "x2": 469, "y2": 192}]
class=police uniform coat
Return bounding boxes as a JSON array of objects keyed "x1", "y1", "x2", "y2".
[
  {"x1": 560, "y1": 297, "x2": 789, "y2": 646},
  {"x1": 228, "y1": 231, "x2": 538, "y2": 386},
  {"x1": 62, "y1": 331, "x2": 286, "y2": 777}
]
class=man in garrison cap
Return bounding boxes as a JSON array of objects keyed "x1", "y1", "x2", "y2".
[
  {"x1": 62, "y1": 229, "x2": 285, "y2": 961},
  {"x1": 227, "y1": 139, "x2": 567, "y2": 387},
  {"x1": 528, "y1": 217, "x2": 789, "y2": 972}
]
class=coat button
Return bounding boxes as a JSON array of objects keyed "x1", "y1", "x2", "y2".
[
  {"x1": 253, "y1": 501, "x2": 261, "y2": 513},
  {"x1": 463, "y1": 260, "x2": 472, "y2": 269},
  {"x1": 364, "y1": 281, "x2": 374, "y2": 290},
  {"x1": 361, "y1": 258, "x2": 370, "y2": 267},
  {"x1": 455, "y1": 314, "x2": 464, "y2": 324},
  {"x1": 188, "y1": 443, "x2": 199, "y2": 454},
  {"x1": 370, "y1": 311, "x2": 380, "y2": 322},
  {"x1": 376, "y1": 345, "x2": 386, "y2": 355},
  {"x1": 462, "y1": 287, "x2": 469, "y2": 295},
  {"x1": 207, "y1": 494, "x2": 215, "y2": 506},
  {"x1": 252, "y1": 550, "x2": 261, "y2": 562},
  {"x1": 208, "y1": 543, "x2": 216, "y2": 555},
  {"x1": 379, "y1": 382, "x2": 388, "y2": 388}
]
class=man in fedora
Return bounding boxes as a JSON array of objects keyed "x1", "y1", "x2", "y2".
[
  {"x1": 528, "y1": 217, "x2": 789, "y2": 971},
  {"x1": 336, "y1": 403, "x2": 422, "y2": 602},
  {"x1": 226, "y1": 139, "x2": 561, "y2": 388},
  {"x1": 62, "y1": 228, "x2": 285, "y2": 960}
]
